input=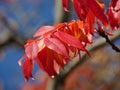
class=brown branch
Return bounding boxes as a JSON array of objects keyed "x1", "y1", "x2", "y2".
[{"x1": 97, "y1": 30, "x2": 120, "y2": 52}]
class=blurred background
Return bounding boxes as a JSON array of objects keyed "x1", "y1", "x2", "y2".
[
  {"x1": 0, "y1": 0, "x2": 55, "y2": 90},
  {"x1": 0, "y1": 0, "x2": 120, "y2": 90}
]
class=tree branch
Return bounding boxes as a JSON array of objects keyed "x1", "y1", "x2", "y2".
[
  {"x1": 0, "y1": 14, "x2": 28, "y2": 49},
  {"x1": 97, "y1": 30, "x2": 120, "y2": 52}
]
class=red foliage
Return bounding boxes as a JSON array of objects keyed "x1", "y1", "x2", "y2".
[
  {"x1": 19, "y1": 20, "x2": 92, "y2": 81},
  {"x1": 62, "y1": 0, "x2": 120, "y2": 30},
  {"x1": 19, "y1": 0, "x2": 120, "y2": 81}
]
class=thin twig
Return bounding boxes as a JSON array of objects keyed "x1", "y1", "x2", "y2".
[{"x1": 97, "y1": 30, "x2": 120, "y2": 52}]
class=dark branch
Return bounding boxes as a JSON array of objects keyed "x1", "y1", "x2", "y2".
[{"x1": 97, "y1": 30, "x2": 120, "y2": 52}]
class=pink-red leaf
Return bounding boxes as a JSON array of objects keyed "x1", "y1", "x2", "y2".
[
  {"x1": 33, "y1": 26, "x2": 55, "y2": 37},
  {"x1": 107, "y1": 7, "x2": 119, "y2": 29},
  {"x1": 44, "y1": 37, "x2": 69, "y2": 58},
  {"x1": 54, "y1": 30, "x2": 86, "y2": 51},
  {"x1": 111, "y1": 0, "x2": 118, "y2": 8},
  {"x1": 25, "y1": 40, "x2": 39, "y2": 60}
]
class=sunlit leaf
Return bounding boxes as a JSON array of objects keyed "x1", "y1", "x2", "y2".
[
  {"x1": 34, "y1": 26, "x2": 55, "y2": 37},
  {"x1": 44, "y1": 37, "x2": 69, "y2": 58},
  {"x1": 54, "y1": 30, "x2": 86, "y2": 51},
  {"x1": 25, "y1": 40, "x2": 39, "y2": 60}
]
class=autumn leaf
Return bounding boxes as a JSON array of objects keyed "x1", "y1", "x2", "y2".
[
  {"x1": 22, "y1": 58, "x2": 33, "y2": 81},
  {"x1": 73, "y1": 0, "x2": 89, "y2": 21},
  {"x1": 34, "y1": 26, "x2": 55, "y2": 37},
  {"x1": 37, "y1": 47, "x2": 55, "y2": 77},
  {"x1": 107, "y1": 7, "x2": 119, "y2": 30},
  {"x1": 44, "y1": 37, "x2": 69, "y2": 58},
  {"x1": 37, "y1": 47, "x2": 67, "y2": 77},
  {"x1": 107, "y1": 0, "x2": 120, "y2": 30},
  {"x1": 111, "y1": 0, "x2": 118, "y2": 8},
  {"x1": 84, "y1": 10, "x2": 95, "y2": 35},
  {"x1": 54, "y1": 30, "x2": 86, "y2": 51},
  {"x1": 25, "y1": 40, "x2": 39, "y2": 60},
  {"x1": 87, "y1": 0, "x2": 108, "y2": 26}
]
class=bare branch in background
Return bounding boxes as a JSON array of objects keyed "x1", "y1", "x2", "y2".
[
  {"x1": 97, "y1": 30, "x2": 120, "y2": 52},
  {"x1": 0, "y1": 14, "x2": 28, "y2": 49}
]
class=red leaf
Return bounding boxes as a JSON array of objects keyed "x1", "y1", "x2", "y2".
[
  {"x1": 54, "y1": 52, "x2": 66, "y2": 69},
  {"x1": 111, "y1": 0, "x2": 118, "y2": 8},
  {"x1": 54, "y1": 30, "x2": 86, "y2": 51},
  {"x1": 44, "y1": 37, "x2": 69, "y2": 58},
  {"x1": 85, "y1": 10, "x2": 95, "y2": 35},
  {"x1": 73, "y1": 0, "x2": 89, "y2": 21},
  {"x1": 62, "y1": 0, "x2": 69, "y2": 12},
  {"x1": 107, "y1": 7, "x2": 119, "y2": 30},
  {"x1": 25, "y1": 40, "x2": 39, "y2": 60},
  {"x1": 88, "y1": 0, "x2": 108, "y2": 26},
  {"x1": 22, "y1": 59, "x2": 33, "y2": 81},
  {"x1": 37, "y1": 47, "x2": 54, "y2": 77},
  {"x1": 37, "y1": 47, "x2": 67, "y2": 77},
  {"x1": 33, "y1": 26, "x2": 55, "y2": 37},
  {"x1": 53, "y1": 60, "x2": 60, "y2": 74}
]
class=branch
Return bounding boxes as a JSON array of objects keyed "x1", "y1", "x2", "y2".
[
  {"x1": 97, "y1": 30, "x2": 120, "y2": 52},
  {"x1": 0, "y1": 14, "x2": 28, "y2": 49}
]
